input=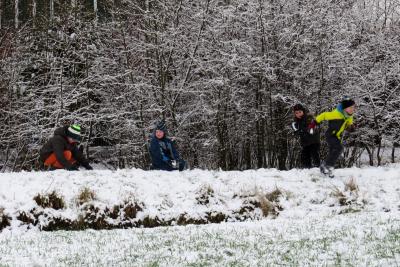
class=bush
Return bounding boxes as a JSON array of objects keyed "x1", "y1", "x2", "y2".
[
  {"x1": 0, "y1": 207, "x2": 11, "y2": 231},
  {"x1": 33, "y1": 191, "x2": 65, "y2": 210},
  {"x1": 331, "y1": 178, "x2": 365, "y2": 211},
  {"x1": 196, "y1": 185, "x2": 215, "y2": 205},
  {"x1": 76, "y1": 187, "x2": 96, "y2": 206}
]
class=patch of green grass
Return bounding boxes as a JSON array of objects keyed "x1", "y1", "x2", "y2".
[{"x1": 0, "y1": 213, "x2": 399, "y2": 266}]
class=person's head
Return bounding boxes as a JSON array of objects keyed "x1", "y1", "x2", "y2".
[
  {"x1": 293, "y1": 104, "x2": 306, "y2": 119},
  {"x1": 155, "y1": 129, "x2": 165, "y2": 139},
  {"x1": 66, "y1": 124, "x2": 82, "y2": 144},
  {"x1": 154, "y1": 120, "x2": 167, "y2": 139},
  {"x1": 341, "y1": 97, "x2": 355, "y2": 115}
]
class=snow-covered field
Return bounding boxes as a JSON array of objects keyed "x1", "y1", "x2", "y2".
[{"x1": 0, "y1": 166, "x2": 399, "y2": 266}]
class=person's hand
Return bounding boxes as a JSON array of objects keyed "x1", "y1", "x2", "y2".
[
  {"x1": 171, "y1": 160, "x2": 178, "y2": 169},
  {"x1": 291, "y1": 122, "x2": 298, "y2": 131},
  {"x1": 308, "y1": 120, "x2": 317, "y2": 134}
]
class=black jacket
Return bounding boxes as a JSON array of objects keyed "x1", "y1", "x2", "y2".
[
  {"x1": 39, "y1": 126, "x2": 90, "y2": 169},
  {"x1": 292, "y1": 114, "x2": 320, "y2": 147}
]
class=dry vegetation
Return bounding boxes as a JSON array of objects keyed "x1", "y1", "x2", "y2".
[
  {"x1": 33, "y1": 191, "x2": 65, "y2": 210},
  {"x1": 0, "y1": 207, "x2": 11, "y2": 231},
  {"x1": 76, "y1": 187, "x2": 96, "y2": 206}
]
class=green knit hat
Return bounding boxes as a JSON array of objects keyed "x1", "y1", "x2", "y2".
[{"x1": 66, "y1": 124, "x2": 82, "y2": 141}]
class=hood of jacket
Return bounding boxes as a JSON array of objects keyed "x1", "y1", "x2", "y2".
[{"x1": 54, "y1": 126, "x2": 68, "y2": 138}]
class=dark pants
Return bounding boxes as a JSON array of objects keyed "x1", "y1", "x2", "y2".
[
  {"x1": 325, "y1": 135, "x2": 343, "y2": 167},
  {"x1": 301, "y1": 143, "x2": 320, "y2": 168},
  {"x1": 179, "y1": 159, "x2": 186, "y2": 171}
]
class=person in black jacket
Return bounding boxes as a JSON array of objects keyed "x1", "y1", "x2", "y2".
[
  {"x1": 291, "y1": 104, "x2": 320, "y2": 168},
  {"x1": 39, "y1": 125, "x2": 93, "y2": 171},
  {"x1": 149, "y1": 121, "x2": 186, "y2": 171}
]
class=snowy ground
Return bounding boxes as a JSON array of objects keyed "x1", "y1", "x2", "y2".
[{"x1": 0, "y1": 166, "x2": 400, "y2": 266}]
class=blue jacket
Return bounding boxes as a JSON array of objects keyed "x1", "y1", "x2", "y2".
[{"x1": 149, "y1": 134, "x2": 181, "y2": 171}]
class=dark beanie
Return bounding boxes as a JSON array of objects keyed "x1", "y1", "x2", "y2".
[
  {"x1": 155, "y1": 120, "x2": 167, "y2": 132},
  {"x1": 293, "y1": 104, "x2": 306, "y2": 112},
  {"x1": 341, "y1": 98, "x2": 355, "y2": 109}
]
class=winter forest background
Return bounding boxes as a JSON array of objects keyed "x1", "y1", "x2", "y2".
[{"x1": 0, "y1": 0, "x2": 400, "y2": 172}]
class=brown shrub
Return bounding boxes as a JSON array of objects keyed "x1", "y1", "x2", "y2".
[
  {"x1": 33, "y1": 191, "x2": 65, "y2": 210},
  {"x1": 42, "y1": 217, "x2": 74, "y2": 231},
  {"x1": 265, "y1": 188, "x2": 283, "y2": 202},
  {"x1": 76, "y1": 187, "x2": 96, "y2": 206},
  {"x1": 196, "y1": 185, "x2": 215, "y2": 205},
  {"x1": 206, "y1": 211, "x2": 227, "y2": 223},
  {"x1": 140, "y1": 216, "x2": 163, "y2": 228},
  {"x1": 16, "y1": 210, "x2": 37, "y2": 225},
  {"x1": 259, "y1": 196, "x2": 276, "y2": 217},
  {"x1": 235, "y1": 187, "x2": 284, "y2": 218},
  {"x1": 258, "y1": 187, "x2": 284, "y2": 217},
  {"x1": 0, "y1": 207, "x2": 11, "y2": 231},
  {"x1": 238, "y1": 199, "x2": 258, "y2": 214},
  {"x1": 176, "y1": 213, "x2": 207, "y2": 225},
  {"x1": 110, "y1": 198, "x2": 144, "y2": 220},
  {"x1": 345, "y1": 178, "x2": 359, "y2": 192},
  {"x1": 331, "y1": 178, "x2": 360, "y2": 206},
  {"x1": 78, "y1": 203, "x2": 111, "y2": 230},
  {"x1": 331, "y1": 186, "x2": 347, "y2": 206}
]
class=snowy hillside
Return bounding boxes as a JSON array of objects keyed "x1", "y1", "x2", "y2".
[
  {"x1": 1, "y1": 166, "x2": 400, "y2": 231},
  {"x1": 0, "y1": 166, "x2": 400, "y2": 265}
]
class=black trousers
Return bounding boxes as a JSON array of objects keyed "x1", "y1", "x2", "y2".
[
  {"x1": 325, "y1": 135, "x2": 343, "y2": 167},
  {"x1": 301, "y1": 143, "x2": 320, "y2": 168}
]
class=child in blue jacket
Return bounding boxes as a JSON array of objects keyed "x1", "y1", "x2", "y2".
[{"x1": 149, "y1": 121, "x2": 186, "y2": 171}]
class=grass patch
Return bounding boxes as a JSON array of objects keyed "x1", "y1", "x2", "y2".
[{"x1": 2, "y1": 213, "x2": 399, "y2": 266}]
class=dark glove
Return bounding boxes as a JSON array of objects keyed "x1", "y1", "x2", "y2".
[{"x1": 66, "y1": 164, "x2": 79, "y2": 171}]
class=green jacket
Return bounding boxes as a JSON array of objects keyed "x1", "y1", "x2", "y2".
[{"x1": 316, "y1": 107, "x2": 353, "y2": 140}]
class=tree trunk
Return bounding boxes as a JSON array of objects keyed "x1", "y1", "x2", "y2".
[
  {"x1": 14, "y1": 0, "x2": 18, "y2": 28},
  {"x1": 391, "y1": 145, "x2": 395, "y2": 163},
  {"x1": 376, "y1": 137, "x2": 382, "y2": 166},
  {"x1": 365, "y1": 146, "x2": 374, "y2": 166}
]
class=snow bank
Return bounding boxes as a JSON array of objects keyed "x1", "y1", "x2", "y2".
[{"x1": 0, "y1": 165, "x2": 399, "y2": 232}]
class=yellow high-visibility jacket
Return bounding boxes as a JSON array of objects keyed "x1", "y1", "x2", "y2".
[{"x1": 316, "y1": 108, "x2": 353, "y2": 140}]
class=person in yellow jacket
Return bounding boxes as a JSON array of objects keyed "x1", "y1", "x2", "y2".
[{"x1": 315, "y1": 97, "x2": 355, "y2": 177}]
